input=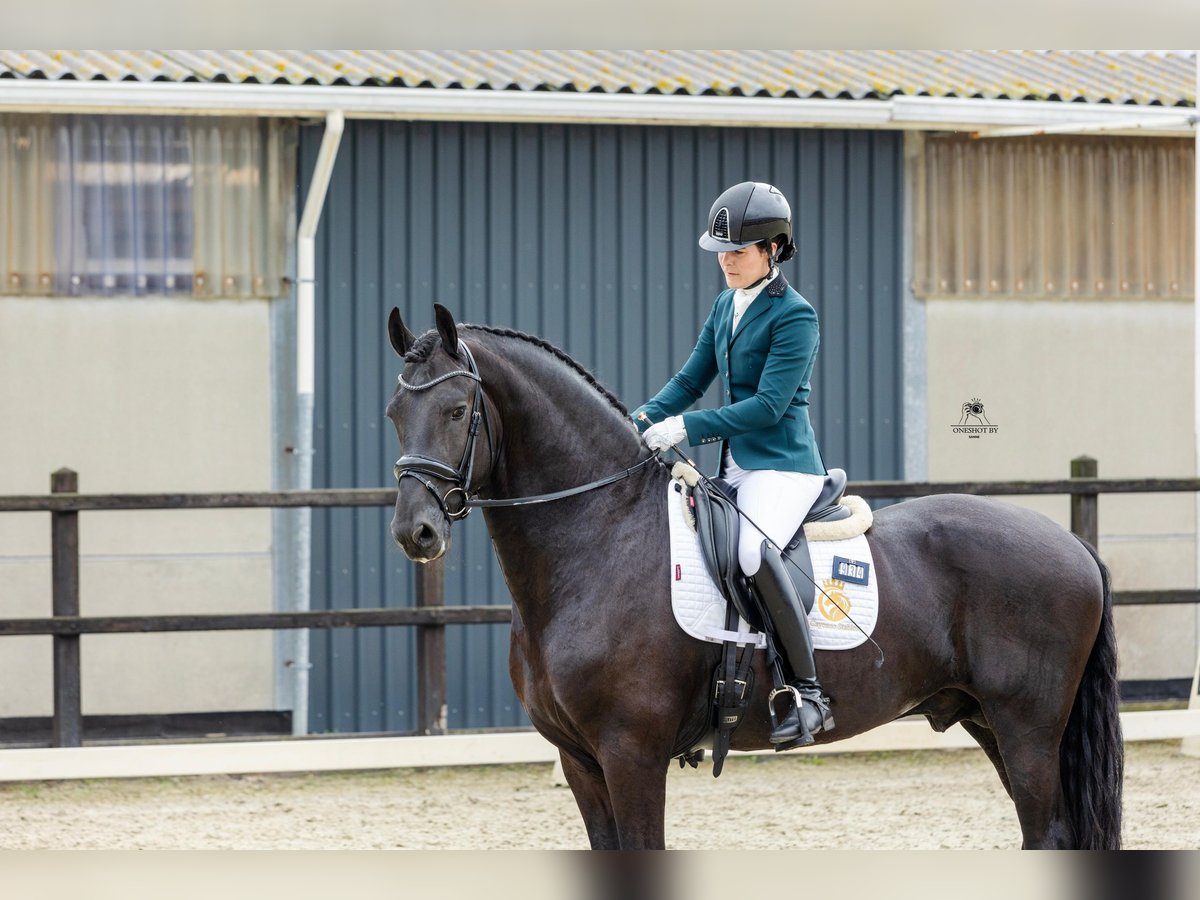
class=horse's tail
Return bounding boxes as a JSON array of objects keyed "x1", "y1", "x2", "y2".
[{"x1": 1062, "y1": 535, "x2": 1124, "y2": 849}]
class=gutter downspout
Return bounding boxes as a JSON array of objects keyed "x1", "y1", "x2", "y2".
[{"x1": 292, "y1": 111, "x2": 344, "y2": 737}]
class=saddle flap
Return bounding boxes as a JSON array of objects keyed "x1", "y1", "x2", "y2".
[
  {"x1": 688, "y1": 482, "x2": 762, "y2": 630},
  {"x1": 689, "y1": 482, "x2": 737, "y2": 587}
]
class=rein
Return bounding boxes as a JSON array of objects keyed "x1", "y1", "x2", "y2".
[
  {"x1": 466, "y1": 454, "x2": 661, "y2": 509},
  {"x1": 393, "y1": 341, "x2": 661, "y2": 520}
]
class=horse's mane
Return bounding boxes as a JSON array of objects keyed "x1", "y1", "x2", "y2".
[{"x1": 405, "y1": 324, "x2": 629, "y2": 418}]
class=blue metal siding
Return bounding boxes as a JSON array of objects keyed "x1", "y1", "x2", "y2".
[{"x1": 302, "y1": 121, "x2": 905, "y2": 733}]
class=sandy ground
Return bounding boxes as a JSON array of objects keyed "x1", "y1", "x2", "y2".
[{"x1": 0, "y1": 741, "x2": 1196, "y2": 850}]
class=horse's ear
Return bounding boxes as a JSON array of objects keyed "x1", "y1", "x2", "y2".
[
  {"x1": 388, "y1": 307, "x2": 415, "y2": 358},
  {"x1": 433, "y1": 303, "x2": 460, "y2": 359}
]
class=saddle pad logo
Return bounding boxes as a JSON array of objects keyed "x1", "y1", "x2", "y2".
[
  {"x1": 832, "y1": 556, "x2": 870, "y2": 585},
  {"x1": 818, "y1": 579, "x2": 851, "y2": 622}
]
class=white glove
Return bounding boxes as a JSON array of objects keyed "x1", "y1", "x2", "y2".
[{"x1": 642, "y1": 415, "x2": 688, "y2": 451}]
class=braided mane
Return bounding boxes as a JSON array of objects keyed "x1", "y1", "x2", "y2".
[{"x1": 404, "y1": 324, "x2": 629, "y2": 417}]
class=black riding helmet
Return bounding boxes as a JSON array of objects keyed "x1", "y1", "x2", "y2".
[{"x1": 698, "y1": 181, "x2": 796, "y2": 264}]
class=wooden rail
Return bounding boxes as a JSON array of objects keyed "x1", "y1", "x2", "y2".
[{"x1": 4, "y1": 478, "x2": 1200, "y2": 514}]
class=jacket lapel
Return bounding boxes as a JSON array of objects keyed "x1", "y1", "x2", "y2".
[
  {"x1": 718, "y1": 292, "x2": 735, "y2": 353},
  {"x1": 728, "y1": 291, "x2": 773, "y2": 352},
  {"x1": 727, "y1": 270, "x2": 788, "y2": 353}
]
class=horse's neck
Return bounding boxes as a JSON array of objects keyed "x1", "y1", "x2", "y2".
[
  {"x1": 482, "y1": 467, "x2": 660, "y2": 622},
  {"x1": 473, "y1": 333, "x2": 646, "y2": 500},
  {"x1": 471, "y1": 333, "x2": 663, "y2": 620}
]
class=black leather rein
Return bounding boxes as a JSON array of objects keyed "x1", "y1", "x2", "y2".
[{"x1": 393, "y1": 341, "x2": 661, "y2": 520}]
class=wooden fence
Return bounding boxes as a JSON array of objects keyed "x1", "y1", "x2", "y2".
[{"x1": 1, "y1": 455, "x2": 1197, "y2": 748}]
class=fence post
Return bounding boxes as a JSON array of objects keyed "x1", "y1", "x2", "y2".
[
  {"x1": 1070, "y1": 456, "x2": 1099, "y2": 549},
  {"x1": 415, "y1": 559, "x2": 447, "y2": 735},
  {"x1": 51, "y1": 468, "x2": 82, "y2": 748}
]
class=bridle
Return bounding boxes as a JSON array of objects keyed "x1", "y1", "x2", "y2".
[
  {"x1": 393, "y1": 341, "x2": 495, "y2": 520},
  {"x1": 393, "y1": 340, "x2": 661, "y2": 521}
]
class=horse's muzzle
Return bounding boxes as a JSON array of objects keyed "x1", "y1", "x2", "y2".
[{"x1": 391, "y1": 513, "x2": 449, "y2": 562}]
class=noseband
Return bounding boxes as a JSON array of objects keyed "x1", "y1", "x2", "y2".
[
  {"x1": 393, "y1": 339, "x2": 661, "y2": 520},
  {"x1": 393, "y1": 341, "x2": 494, "y2": 520}
]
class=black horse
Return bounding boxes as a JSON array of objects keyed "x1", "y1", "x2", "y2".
[{"x1": 385, "y1": 304, "x2": 1123, "y2": 850}]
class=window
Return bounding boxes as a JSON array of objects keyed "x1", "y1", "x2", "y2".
[
  {"x1": 0, "y1": 114, "x2": 295, "y2": 298},
  {"x1": 914, "y1": 134, "x2": 1193, "y2": 300}
]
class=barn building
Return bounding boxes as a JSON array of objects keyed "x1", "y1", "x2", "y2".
[{"x1": 0, "y1": 50, "x2": 1194, "y2": 740}]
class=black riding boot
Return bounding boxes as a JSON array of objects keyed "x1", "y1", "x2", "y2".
[{"x1": 752, "y1": 540, "x2": 834, "y2": 746}]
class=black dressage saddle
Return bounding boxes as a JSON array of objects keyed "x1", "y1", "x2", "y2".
[{"x1": 688, "y1": 468, "x2": 850, "y2": 627}]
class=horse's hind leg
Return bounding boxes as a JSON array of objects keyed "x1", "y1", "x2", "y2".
[
  {"x1": 982, "y1": 703, "x2": 1074, "y2": 849},
  {"x1": 559, "y1": 750, "x2": 620, "y2": 849}
]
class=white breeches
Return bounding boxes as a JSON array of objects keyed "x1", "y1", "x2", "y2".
[{"x1": 722, "y1": 448, "x2": 825, "y2": 577}]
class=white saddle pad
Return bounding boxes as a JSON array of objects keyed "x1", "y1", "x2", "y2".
[{"x1": 667, "y1": 481, "x2": 879, "y2": 651}]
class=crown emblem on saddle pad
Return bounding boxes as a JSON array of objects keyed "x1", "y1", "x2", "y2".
[{"x1": 817, "y1": 579, "x2": 851, "y2": 622}]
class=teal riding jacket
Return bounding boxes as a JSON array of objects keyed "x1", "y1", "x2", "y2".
[{"x1": 632, "y1": 271, "x2": 827, "y2": 476}]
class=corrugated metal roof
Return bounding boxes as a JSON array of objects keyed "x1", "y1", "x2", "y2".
[{"x1": 0, "y1": 50, "x2": 1193, "y2": 106}]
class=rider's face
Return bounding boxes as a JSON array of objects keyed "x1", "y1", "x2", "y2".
[{"x1": 718, "y1": 244, "x2": 773, "y2": 289}]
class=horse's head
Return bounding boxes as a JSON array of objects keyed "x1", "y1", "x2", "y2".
[{"x1": 385, "y1": 303, "x2": 492, "y2": 562}]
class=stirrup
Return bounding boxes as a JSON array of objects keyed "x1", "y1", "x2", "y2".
[
  {"x1": 768, "y1": 685, "x2": 811, "y2": 746},
  {"x1": 767, "y1": 685, "x2": 834, "y2": 747}
]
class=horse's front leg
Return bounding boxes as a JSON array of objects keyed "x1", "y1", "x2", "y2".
[
  {"x1": 559, "y1": 749, "x2": 620, "y2": 849},
  {"x1": 598, "y1": 743, "x2": 670, "y2": 849}
]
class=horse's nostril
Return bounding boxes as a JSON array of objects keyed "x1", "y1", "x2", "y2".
[{"x1": 413, "y1": 523, "x2": 436, "y2": 547}]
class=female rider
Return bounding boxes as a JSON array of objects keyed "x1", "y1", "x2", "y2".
[{"x1": 632, "y1": 181, "x2": 834, "y2": 746}]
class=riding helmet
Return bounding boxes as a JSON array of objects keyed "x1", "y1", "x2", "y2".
[{"x1": 699, "y1": 181, "x2": 796, "y2": 263}]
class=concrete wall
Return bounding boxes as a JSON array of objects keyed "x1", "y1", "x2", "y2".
[
  {"x1": 923, "y1": 297, "x2": 1197, "y2": 682},
  {"x1": 0, "y1": 296, "x2": 274, "y2": 716}
]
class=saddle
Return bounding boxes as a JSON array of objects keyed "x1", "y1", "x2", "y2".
[
  {"x1": 684, "y1": 468, "x2": 851, "y2": 775},
  {"x1": 690, "y1": 468, "x2": 850, "y2": 625}
]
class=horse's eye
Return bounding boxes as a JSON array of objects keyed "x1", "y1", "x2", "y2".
[{"x1": 451, "y1": 405, "x2": 467, "y2": 420}]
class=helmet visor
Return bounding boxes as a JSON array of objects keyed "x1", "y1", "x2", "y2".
[{"x1": 698, "y1": 230, "x2": 762, "y2": 252}]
